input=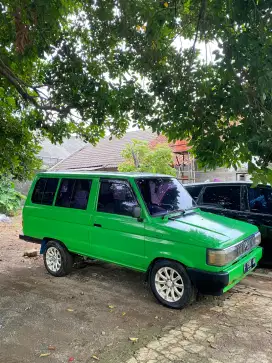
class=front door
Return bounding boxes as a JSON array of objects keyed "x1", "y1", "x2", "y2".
[
  {"x1": 91, "y1": 178, "x2": 146, "y2": 270},
  {"x1": 198, "y1": 184, "x2": 242, "y2": 220}
]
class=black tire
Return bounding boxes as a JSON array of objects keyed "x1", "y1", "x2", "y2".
[
  {"x1": 43, "y1": 240, "x2": 74, "y2": 277},
  {"x1": 150, "y1": 259, "x2": 195, "y2": 309}
]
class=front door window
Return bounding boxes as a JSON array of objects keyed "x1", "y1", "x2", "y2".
[
  {"x1": 202, "y1": 186, "x2": 241, "y2": 211},
  {"x1": 97, "y1": 179, "x2": 139, "y2": 216}
]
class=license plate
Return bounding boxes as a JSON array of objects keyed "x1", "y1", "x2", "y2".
[{"x1": 244, "y1": 258, "x2": 256, "y2": 273}]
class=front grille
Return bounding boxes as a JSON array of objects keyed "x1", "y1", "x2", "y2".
[{"x1": 237, "y1": 235, "x2": 255, "y2": 256}]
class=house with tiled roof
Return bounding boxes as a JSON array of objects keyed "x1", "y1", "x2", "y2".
[
  {"x1": 51, "y1": 128, "x2": 195, "y2": 178},
  {"x1": 51, "y1": 129, "x2": 157, "y2": 171},
  {"x1": 51, "y1": 128, "x2": 249, "y2": 183},
  {"x1": 38, "y1": 136, "x2": 85, "y2": 167}
]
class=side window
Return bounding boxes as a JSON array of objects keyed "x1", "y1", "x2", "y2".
[
  {"x1": 55, "y1": 179, "x2": 91, "y2": 210},
  {"x1": 97, "y1": 179, "x2": 138, "y2": 216},
  {"x1": 185, "y1": 185, "x2": 203, "y2": 202},
  {"x1": 248, "y1": 187, "x2": 272, "y2": 214},
  {"x1": 202, "y1": 186, "x2": 241, "y2": 210},
  {"x1": 31, "y1": 178, "x2": 59, "y2": 205},
  {"x1": 32, "y1": 178, "x2": 47, "y2": 204}
]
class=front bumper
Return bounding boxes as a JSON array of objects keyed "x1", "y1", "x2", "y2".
[{"x1": 187, "y1": 247, "x2": 263, "y2": 296}]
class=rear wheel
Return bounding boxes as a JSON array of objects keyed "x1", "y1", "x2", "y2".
[
  {"x1": 44, "y1": 241, "x2": 73, "y2": 277},
  {"x1": 150, "y1": 259, "x2": 195, "y2": 309}
]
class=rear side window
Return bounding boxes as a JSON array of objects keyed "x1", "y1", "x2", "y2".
[
  {"x1": 185, "y1": 185, "x2": 203, "y2": 202},
  {"x1": 31, "y1": 178, "x2": 59, "y2": 205},
  {"x1": 55, "y1": 179, "x2": 92, "y2": 210},
  {"x1": 97, "y1": 179, "x2": 138, "y2": 216},
  {"x1": 202, "y1": 185, "x2": 241, "y2": 210}
]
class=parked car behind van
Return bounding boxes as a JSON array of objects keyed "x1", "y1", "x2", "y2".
[
  {"x1": 184, "y1": 182, "x2": 272, "y2": 264},
  {"x1": 20, "y1": 172, "x2": 262, "y2": 309}
]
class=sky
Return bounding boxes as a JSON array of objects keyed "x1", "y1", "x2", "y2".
[{"x1": 173, "y1": 37, "x2": 218, "y2": 63}]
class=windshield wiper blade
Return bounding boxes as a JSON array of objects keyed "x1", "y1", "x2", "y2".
[
  {"x1": 163, "y1": 209, "x2": 185, "y2": 220},
  {"x1": 184, "y1": 206, "x2": 198, "y2": 211},
  {"x1": 170, "y1": 209, "x2": 185, "y2": 214}
]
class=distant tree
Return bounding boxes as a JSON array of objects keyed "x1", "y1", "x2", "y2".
[{"x1": 118, "y1": 140, "x2": 176, "y2": 176}]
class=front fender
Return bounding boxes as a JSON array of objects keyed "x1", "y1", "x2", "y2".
[{"x1": 145, "y1": 236, "x2": 206, "y2": 269}]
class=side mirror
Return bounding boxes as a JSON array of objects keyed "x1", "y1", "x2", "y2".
[{"x1": 132, "y1": 206, "x2": 141, "y2": 219}]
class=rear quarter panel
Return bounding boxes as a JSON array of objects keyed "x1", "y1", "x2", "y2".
[{"x1": 23, "y1": 175, "x2": 97, "y2": 256}]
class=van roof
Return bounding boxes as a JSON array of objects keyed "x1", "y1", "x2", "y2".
[
  {"x1": 37, "y1": 171, "x2": 174, "y2": 179},
  {"x1": 184, "y1": 181, "x2": 253, "y2": 186}
]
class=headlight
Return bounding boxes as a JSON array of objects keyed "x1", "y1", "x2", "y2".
[
  {"x1": 207, "y1": 246, "x2": 238, "y2": 266},
  {"x1": 255, "y1": 231, "x2": 261, "y2": 246},
  {"x1": 207, "y1": 232, "x2": 261, "y2": 267}
]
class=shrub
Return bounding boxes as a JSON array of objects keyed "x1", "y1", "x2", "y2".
[
  {"x1": 0, "y1": 176, "x2": 25, "y2": 216},
  {"x1": 118, "y1": 139, "x2": 176, "y2": 176}
]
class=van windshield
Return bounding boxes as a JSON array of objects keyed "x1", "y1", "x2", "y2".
[{"x1": 136, "y1": 178, "x2": 195, "y2": 216}]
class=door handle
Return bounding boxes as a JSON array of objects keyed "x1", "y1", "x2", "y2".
[{"x1": 94, "y1": 223, "x2": 102, "y2": 228}]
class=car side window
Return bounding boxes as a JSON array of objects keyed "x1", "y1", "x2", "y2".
[
  {"x1": 55, "y1": 179, "x2": 92, "y2": 210},
  {"x1": 202, "y1": 185, "x2": 241, "y2": 210},
  {"x1": 31, "y1": 178, "x2": 59, "y2": 205},
  {"x1": 97, "y1": 179, "x2": 138, "y2": 216},
  {"x1": 248, "y1": 186, "x2": 272, "y2": 214},
  {"x1": 185, "y1": 185, "x2": 203, "y2": 202}
]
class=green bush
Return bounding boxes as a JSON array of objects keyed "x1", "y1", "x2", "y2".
[
  {"x1": 118, "y1": 139, "x2": 176, "y2": 176},
  {"x1": 0, "y1": 176, "x2": 25, "y2": 216}
]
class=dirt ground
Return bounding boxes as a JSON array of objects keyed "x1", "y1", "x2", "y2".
[{"x1": 0, "y1": 216, "x2": 271, "y2": 363}]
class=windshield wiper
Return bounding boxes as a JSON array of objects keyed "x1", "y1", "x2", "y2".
[
  {"x1": 184, "y1": 206, "x2": 199, "y2": 212},
  {"x1": 171, "y1": 209, "x2": 185, "y2": 214},
  {"x1": 162, "y1": 209, "x2": 185, "y2": 220}
]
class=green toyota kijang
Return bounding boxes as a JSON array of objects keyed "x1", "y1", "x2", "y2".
[{"x1": 20, "y1": 172, "x2": 262, "y2": 309}]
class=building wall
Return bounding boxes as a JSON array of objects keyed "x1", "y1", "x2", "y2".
[{"x1": 195, "y1": 169, "x2": 250, "y2": 183}]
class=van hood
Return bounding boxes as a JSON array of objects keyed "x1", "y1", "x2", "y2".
[{"x1": 160, "y1": 210, "x2": 258, "y2": 248}]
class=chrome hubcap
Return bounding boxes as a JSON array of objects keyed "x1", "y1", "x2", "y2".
[
  {"x1": 46, "y1": 247, "x2": 61, "y2": 272},
  {"x1": 155, "y1": 267, "x2": 184, "y2": 302}
]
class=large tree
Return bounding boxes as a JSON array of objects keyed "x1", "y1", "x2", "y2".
[{"x1": 1, "y1": 0, "x2": 271, "y2": 182}]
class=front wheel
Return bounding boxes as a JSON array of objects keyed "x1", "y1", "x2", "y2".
[
  {"x1": 150, "y1": 259, "x2": 195, "y2": 309},
  {"x1": 44, "y1": 241, "x2": 73, "y2": 277}
]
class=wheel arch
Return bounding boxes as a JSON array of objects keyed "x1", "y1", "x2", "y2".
[
  {"x1": 145, "y1": 257, "x2": 187, "y2": 282},
  {"x1": 42, "y1": 237, "x2": 69, "y2": 253}
]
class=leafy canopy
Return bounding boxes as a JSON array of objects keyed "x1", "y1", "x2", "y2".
[
  {"x1": 118, "y1": 140, "x2": 176, "y2": 176},
  {"x1": 1, "y1": 0, "x2": 272, "y2": 182}
]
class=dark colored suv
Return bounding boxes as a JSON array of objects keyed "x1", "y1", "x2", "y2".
[{"x1": 184, "y1": 182, "x2": 272, "y2": 264}]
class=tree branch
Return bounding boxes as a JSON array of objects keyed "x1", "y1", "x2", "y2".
[
  {"x1": 192, "y1": 0, "x2": 207, "y2": 54},
  {"x1": 0, "y1": 61, "x2": 35, "y2": 103},
  {"x1": 0, "y1": 58, "x2": 71, "y2": 115}
]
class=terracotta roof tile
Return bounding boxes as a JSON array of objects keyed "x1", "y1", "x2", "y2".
[{"x1": 171, "y1": 140, "x2": 190, "y2": 153}]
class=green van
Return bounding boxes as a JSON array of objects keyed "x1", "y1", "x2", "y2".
[{"x1": 20, "y1": 172, "x2": 262, "y2": 308}]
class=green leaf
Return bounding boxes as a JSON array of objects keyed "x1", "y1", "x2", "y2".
[{"x1": 0, "y1": 0, "x2": 271, "y2": 185}]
